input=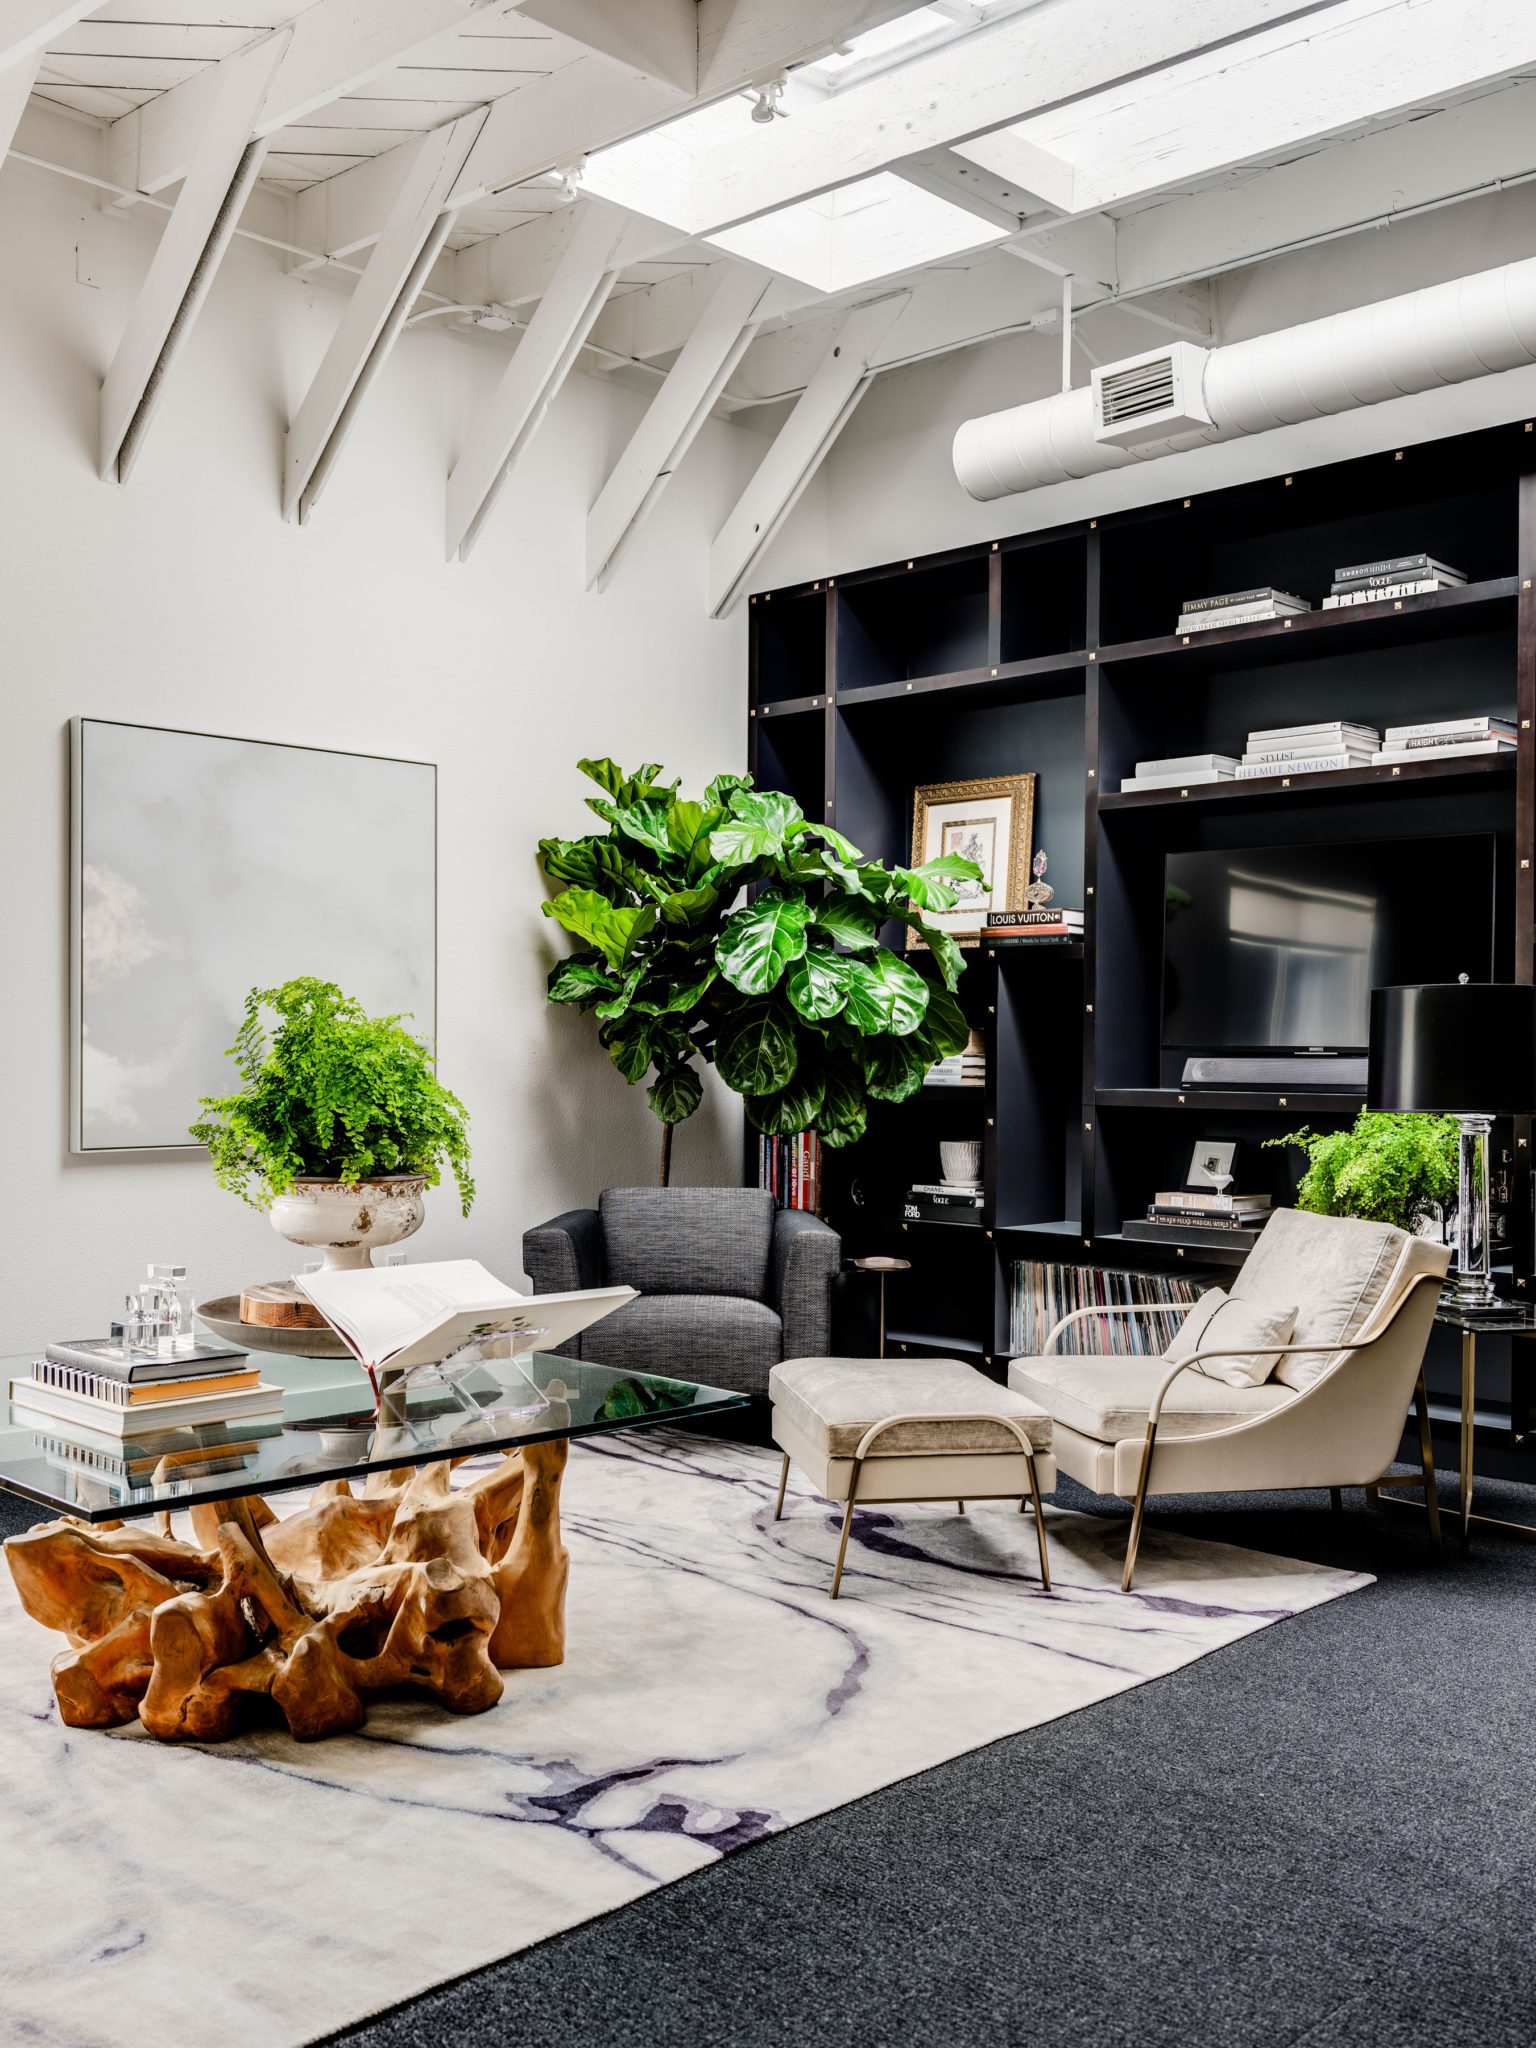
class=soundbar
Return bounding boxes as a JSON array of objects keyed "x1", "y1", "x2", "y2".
[{"x1": 1180, "y1": 1055, "x2": 1369, "y2": 1090}]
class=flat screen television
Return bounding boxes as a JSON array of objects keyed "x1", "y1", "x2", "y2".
[{"x1": 1162, "y1": 835, "x2": 1496, "y2": 1055}]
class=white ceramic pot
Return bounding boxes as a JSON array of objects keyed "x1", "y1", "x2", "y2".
[
  {"x1": 939, "y1": 1139, "x2": 983, "y2": 1187},
  {"x1": 268, "y1": 1176, "x2": 427, "y2": 1273}
]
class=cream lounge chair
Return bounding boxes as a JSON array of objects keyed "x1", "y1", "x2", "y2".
[{"x1": 1008, "y1": 1210, "x2": 1450, "y2": 1589}]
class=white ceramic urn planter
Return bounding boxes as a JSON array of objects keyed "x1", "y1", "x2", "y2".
[{"x1": 268, "y1": 1176, "x2": 427, "y2": 1273}]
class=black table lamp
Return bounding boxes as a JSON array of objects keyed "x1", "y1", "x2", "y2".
[{"x1": 1369, "y1": 980, "x2": 1536, "y2": 1313}]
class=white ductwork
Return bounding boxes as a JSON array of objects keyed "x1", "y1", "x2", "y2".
[{"x1": 952, "y1": 256, "x2": 1536, "y2": 501}]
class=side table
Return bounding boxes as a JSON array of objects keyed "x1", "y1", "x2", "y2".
[{"x1": 1387, "y1": 1304, "x2": 1536, "y2": 1547}]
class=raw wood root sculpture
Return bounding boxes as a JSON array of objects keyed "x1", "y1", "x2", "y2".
[{"x1": 3, "y1": 1442, "x2": 569, "y2": 1742}]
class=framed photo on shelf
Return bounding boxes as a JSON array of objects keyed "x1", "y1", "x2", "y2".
[
  {"x1": 1187, "y1": 1140, "x2": 1237, "y2": 1190},
  {"x1": 908, "y1": 773, "x2": 1034, "y2": 946}
]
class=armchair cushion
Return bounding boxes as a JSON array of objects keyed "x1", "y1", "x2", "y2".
[
  {"x1": 1230, "y1": 1208, "x2": 1409, "y2": 1390},
  {"x1": 582, "y1": 1293, "x2": 782, "y2": 1392},
  {"x1": 1009, "y1": 1353, "x2": 1295, "y2": 1444},
  {"x1": 600, "y1": 1187, "x2": 774, "y2": 1300},
  {"x1": 1163, "y1": 1287, "x2": 1297, "y2": 1388}
]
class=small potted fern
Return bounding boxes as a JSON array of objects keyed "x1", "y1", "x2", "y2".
[
  {"x1": 1266, "y1": 1111, "x2": 1458, "y2": 1234},
  {"x1": 190, "y1": 977, "x2": 474, "y2": 1271}
]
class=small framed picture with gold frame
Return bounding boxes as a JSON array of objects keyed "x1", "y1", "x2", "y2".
[{"x1": 908, "y1": 773, "x2": 1035, "y2": 947}]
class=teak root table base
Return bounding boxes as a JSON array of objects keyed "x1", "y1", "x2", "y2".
[{"x1": 3, "y1": 1440, "x2": 568, "y2": 1742}]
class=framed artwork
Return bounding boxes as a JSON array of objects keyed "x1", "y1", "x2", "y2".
[
  {"x1": 1186, "y1": 1140, "x2": 1237, "y2": 1190},
  {"x1": 70, "y1": 719, "x2": 437, "y2": 1155},
  {"x1": 907, "y1": 773, "x2": 1035, "y2": 946}
]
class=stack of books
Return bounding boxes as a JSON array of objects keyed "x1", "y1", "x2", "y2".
[
  {"x1": 903, "y1": 1181, "x2": 983, "y2": 1226},
  {"x1": 1370, "y1": 715, "x2": 1516, "y2": 765},
  {"x1": 1321, "y1": 552, "x2": 1466, "y2": 609},
  {"x1": 11, "y1": 1338, "x2": 282, "y2": 1439},
  {"x1": 27, "y1": 1419, "x2": 277, "y2": 1498},
  {"x1": 1124, "y1": 1191, "x2": 1270, "y2": 1248},
  {"x1": 1176, "y1": 587, "x2": 1311, "y2": 634},
  {"x1": 1235, "y1": 720, "x2": 1380, "y2": 779},
  {"x1": 760, "y1": 1131, "x2": 821, "y2": 1211},
  {"x1": 925, "y1": 1034, "x2": 985, "y2": 1088},
  {"x1": 984, "y1": 907, "x2": 1084, "y2": 941},
  {"x1": 1121, "y1": 753, "x2": 1238, "y2": 792}
]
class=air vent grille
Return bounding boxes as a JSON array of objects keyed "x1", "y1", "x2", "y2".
[
  {"x1": 1098, "y1": 354, "x2": 1177, "y2": 425},
  {"x1": 1090, "y1": 341, "x2": 1212, "y2": 448}
]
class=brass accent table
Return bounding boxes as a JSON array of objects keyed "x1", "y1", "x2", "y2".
[{"x1": 1387, "y1": 1303, "x2": 1536, "y2": 1549}]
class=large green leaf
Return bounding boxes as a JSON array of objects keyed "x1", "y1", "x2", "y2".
[
  {"x1": 784, "y1": 947, "x2": 849, "y2": 1023},
  {"x1": 798, "y1": 820, "x2": 865, "y2": 862},
  {"x1": 716, "y1": 1005, "x2": 798, "y2": 1095},
  {"x1": 543, "y1": 889, "x2": 646, "y2": 970},
  {"x1": 716, "y1": 890, "x2": 811, "y2": 994},
  {"x1": 578, "y1": 756, "x2": 628, "y2": 800},
  {"x1": 900, "y1": 915, "x2": 965, "y2": 993},
  {"x1": 660, "y1": 883, "x2": 720, "y2": 926},
  {"x1": 665, "y1": 799, "x2": 726, "y2": 876},
  {"x1": 580, "y1": 757, "x2": 671, "y2": 807},
  {"x1": 912, "y1": 851, "x2": 987, "y2": 885},
  {"x1": 709, "y1": 788, "x2": 805, "y2": 866},
  {"x1": 540, "y1": 835, "x2": 666, "y2": 903},
  {"x1": 633, "y1": 966, "x2": 717, "y2": 1016},
  {"x1": 867, "y1": 950, "x2": 931, "y2": 1036},
  {"x1": 705, "y1": 771, "x2": 752, "y2": 807},
  {"x1": 594, "y1": 963, "x2": 644, "y2": 1019},
  {"x1": 813, "y1": 893, "x2": 881, "y2": 950},
  {"x1": 546, "y1": 957, "x2": 616, "y2": 1006},
  {"x1": 746, "y1": 1064, "x2": 826, "y2": 1138},
  {"x1": 648, "y1": 1063, "x2": 703, "y2": 1124},
  {"x1": 893, "y1": 864, "x2": 961, "y2": 913},
  {"x1": 922, "y1": 981, "x2": 971, "y2": 1057},
  {"x1": 615, "y1": 798, "x2": 673, "y2": 859},
  {"x1": 862, "y1": 1037, "x2": 929, "y2": 1102},
  {"x1": 817, "y1": 1064, "x2": 867, "y2": 1148},
  {"x1": 837, "y1": 957, "x2": 894, "y2": 1035},
  {"x1": 603, "y1": 1017, "x2": 654, "y2": 1082}
]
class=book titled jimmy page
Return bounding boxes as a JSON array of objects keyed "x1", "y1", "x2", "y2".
[{"x1": 295, "y1": 1259, "x2": 636, "y2": 1375}]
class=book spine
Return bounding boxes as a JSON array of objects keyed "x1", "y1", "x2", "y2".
[
  {"x1": 1177, "y1": 604, "x2": 1301, "y2": 632},
  {"x1": 1332, "y1": 552, "x2": 1443, "y2": 581},
  {"x1": 1384, "y1": 716, "x2": 1513, "y2": 741},
  {"x1": 1321, "y1": 577, "x2": 1448, "y2": 608},
  {"x1": 1245, "y1": 723, "x2": 1366, "y2": 744},
  {"x1": 986, "y1": 909, "x2": 1083, "y2": 927},
  {"x1": 1397, "y1": 729, "x2": 1515, "y2": 750},
  {"x1": 1133, "y1": 757, "x2": 1238, "y2": 776},
  {"x1": 1179, "y1": 587, "x2": 1280, "y2": 613},
  {"x1": 1120, "y1": 771, "x2": 1230, "y2": 790},
  {"x1": 1235, "y1": 756, "x2": 1369, "y2": 777},
  {"x1": 1241, "y1": 745, "x2": 1375, "y2": 764}
]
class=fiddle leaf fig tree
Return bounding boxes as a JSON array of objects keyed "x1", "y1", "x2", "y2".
[{"x1": 540, "y1": 759, "x2": 981, "y2": 1178}]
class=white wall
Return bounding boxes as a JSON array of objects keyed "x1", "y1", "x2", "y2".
[
  {"x1": 0, "y1": 160, "x2": 758, "y2": 1352},
  {"x1": 765, "y1": 185, "x2": 1536, "y2": 584}
]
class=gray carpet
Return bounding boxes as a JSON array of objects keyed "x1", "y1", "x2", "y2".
[{"x1": 4, "y1": 1469, "x2": 1532, "y2": 2047}]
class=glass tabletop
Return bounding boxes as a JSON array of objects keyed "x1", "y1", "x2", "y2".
[
  {"x1": 1433, "y1": 1302, "x2": 1536, "y2": 1333},
  {"x1": 0, "y1": 1350, "x2": 748, "y2": 1525}
]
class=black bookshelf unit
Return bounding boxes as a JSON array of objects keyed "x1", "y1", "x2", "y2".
[{"x1": 746, "y1": 419, "x2": 1536, "y2": 1377}]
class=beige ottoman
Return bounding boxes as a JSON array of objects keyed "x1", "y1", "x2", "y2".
[{"x1": 769, "y1": 1356, "x2": 1057, "y2": 1598}]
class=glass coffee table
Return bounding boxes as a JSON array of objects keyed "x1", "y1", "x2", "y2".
[{"x1": 1, "y1": 1347, "x2": 747, "y2": 1744}]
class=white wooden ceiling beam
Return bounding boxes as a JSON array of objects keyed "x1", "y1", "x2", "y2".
[
  {"x1": 99, "y1": 32, "x2": 289, "y2": 485},
  {"x1": 586, "y1": 262, "x2": 772, "y2": 591},
  {"x1": 284, "y1": 110, "x2": 486, "y2": 524},
  {"x1": 585, "y1": 0, "x2": 1341, "y2": 237},
  {"x1": 707, "y1": 293, "x2": 907, "y2": 616},
  {"x1": 515, "y1": 0, "x2": 698, "y2": 96},
  {"x1": 695, "y1": 0, "x2": 923, "y2": 94},
  {"x1": 111, "y1": 0, "x2": 495, "y2": 196},
  {"x1": 1, "y1": 3, "x2": 95, "y2": 71},
  {"x1": 446, "y1": 199, "x2": 627, "y2": 561}
]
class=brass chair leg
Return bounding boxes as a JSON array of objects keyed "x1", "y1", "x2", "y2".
[
  {"x1": 957, "y1": 1500, "x2": 966, "y2": 1515},
  {"x1": 1122, "y1": 1423, "x2": 1158, "y2": 1593},
  {"x1": 830, "y1": 1457, "x2": 863, "y2": 1599},
  {"x1": 1364, "y1": 1484, "x2": 1381, "y2": 1511},
  {"x1": 1023, "y1": 1449, "x2": 1051, "y2": 1590},
  {"x1": 1413, "y1": 1371, "x2": 1443, "y2": 1552},
  {"x1": 773, "y1": 1451, "x2": 791, "y2": 1522}
]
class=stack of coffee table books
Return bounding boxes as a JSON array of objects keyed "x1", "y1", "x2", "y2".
[
  {"x1": 1121, "y1": 753, "x2": 1238, "y2": 791},
  {"x1": 903, "y1": 1181, "x2": 983, "y2": 1226},
  {"x1": 1321, "y1": 552, "x2": 1466, "y2": 607},
  {"x1": 11, "y1": 1337, "x2": 283, "y2": 1438},
  {"x1": 1235, "y1": 721, "x2": 1380, "y2": 778},
  {"x1": 1124, "y1": 1191, "x2": 1270, "y2": 1248},
  {"x1": 1370, "y1": 715, "x2": 1516, "y2": 764},
  {"x1": 1175, "y1": 587, "x2": 1311, "y2": 633}
]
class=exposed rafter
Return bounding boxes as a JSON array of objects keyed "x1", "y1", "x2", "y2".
[
  {"x1": 99, "y1": 33, "x2": 290, "y2": 485},
  {"x1": 284, "y1": 111, "x2": 487, "y2": 524},
  {"x1": 516, "y1": 0, "x2": 698, "y2": 97},
  {"x1": 446, "y1": 200, "x2": 627, "y2": 561},
  {"x1": 0, "y1": 53, "x2": 42, "y2": 164},
  {"x1": 708, "y1": 293, "x2": 907, "y2": 616},
  {"x1": 587, "y1": 262, "x2": 772, "y2": 591}
]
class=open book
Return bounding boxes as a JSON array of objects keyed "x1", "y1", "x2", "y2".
[{"x1": 294, "y1": 1260, "x2": 636, "y2": 1375}]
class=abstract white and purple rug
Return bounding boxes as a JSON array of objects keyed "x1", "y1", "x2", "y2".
[{"x1": 0, "y1": 1432, "x2": 1369, "y2": 2047}]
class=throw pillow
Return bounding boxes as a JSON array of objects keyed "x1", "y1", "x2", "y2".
[{"x1": 1163, "y1": 1287, "x2": 1297, "y2": 1389}]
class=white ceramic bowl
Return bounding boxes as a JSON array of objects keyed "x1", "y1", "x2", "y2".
[{"x1": 267, "y1": 1176, "x2": 427, "y2": 1273}]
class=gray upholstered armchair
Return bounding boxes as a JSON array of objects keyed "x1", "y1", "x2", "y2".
[{"x1": 522, "y1": 1187, "x2": 840, "y2": 1396}]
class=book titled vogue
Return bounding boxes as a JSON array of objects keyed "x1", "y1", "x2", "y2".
[{"x1": 294, "y1": 1259, "x2": 636, "y2": 1376}]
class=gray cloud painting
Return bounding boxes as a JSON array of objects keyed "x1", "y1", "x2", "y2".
[{"x1": 72, "y1": 720, "x2": 436, "y2": 1152}]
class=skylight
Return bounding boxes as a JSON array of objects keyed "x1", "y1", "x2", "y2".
[{"x1": 705, "y1": 173, "x2": 1008, "y2": 295}]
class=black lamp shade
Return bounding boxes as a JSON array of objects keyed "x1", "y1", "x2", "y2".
[{"x1": 1368, "y1": 983, "x2": 1536, "y2": 1115}]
